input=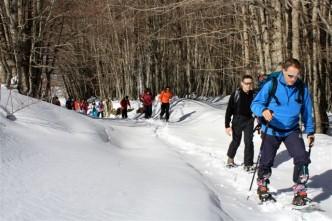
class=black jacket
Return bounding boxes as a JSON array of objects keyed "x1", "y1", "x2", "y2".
[{"x1": 225, "y1": 88, "x2": 254, "y2": 128}]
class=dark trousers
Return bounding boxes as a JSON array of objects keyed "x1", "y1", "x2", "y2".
[
  {"x1": 144, "y1": 105, "x2": 152, "y2": 118},
  {"x1": 258, "y1": 130, "x2": 310, "y2": 184},
  {"x1": 160, "y1": 103, "x2": 170, "y2": 121},
  {"x1": 98, "y1": 111, "x2": 104, "y2": 118},
  {"x1": 227, "y1": 116, "x2": 254, "y2": 166},
  {"x1": 122, "y1": 108, "x2": 128, "y2": 118}
]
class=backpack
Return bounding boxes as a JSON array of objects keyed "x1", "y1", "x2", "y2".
[{"x1": 256, "y1": 72, "x2": 305, "y2": 107}]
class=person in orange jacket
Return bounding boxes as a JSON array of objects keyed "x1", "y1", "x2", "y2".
[{"x1": 159, "y1": 86, "x2": 173, "y2": 122}]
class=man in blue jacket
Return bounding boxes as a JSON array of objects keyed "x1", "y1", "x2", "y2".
[{"x1": 251, "y1": 58, "x2": 315, "y2": 206}]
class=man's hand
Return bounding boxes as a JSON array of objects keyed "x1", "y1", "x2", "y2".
[
  {"x1": 308, "y1": 134, "x2": 315, "y2": 147},
  {"x1": 225, "y1": 127, "x2": 232, "y2": 136},
  {"x1": 262, "y1": 109, "x2": 273, "y2": 122}
]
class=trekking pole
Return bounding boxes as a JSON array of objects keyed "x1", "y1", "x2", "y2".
[
  {"x1": 308, "y1": 139, "x2": 314, "y2": 156},
  {"x1": 247, "y1": 122, "x2": 269, "y2": 200}
]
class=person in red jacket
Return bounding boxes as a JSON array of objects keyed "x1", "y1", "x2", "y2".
[
  {"x1": 140, "y1": 88, "x2": 153, "y2": 119},
  {"x1": 159, "y1": 86, "x2": 173, "y2": 122},
  {"x1": 120, "y1": 96, "x2": 131, "y2": 119}
]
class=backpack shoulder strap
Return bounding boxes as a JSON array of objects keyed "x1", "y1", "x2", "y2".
[
  {"x1": 295, "y1": 80, "x2": 305, "y2": 104},
  {"x1": 232, "y1": 88, "x2": 241, "y2": 115},
  {"x1": 233, "y1": 88, "x2": 240, "y2": 104},
  {"x1": 267, "y1": 76, "x2": 280, "y2": 106}
]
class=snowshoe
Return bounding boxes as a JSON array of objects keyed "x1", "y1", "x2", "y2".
[
  {"x1": 292, "y1": 191, "x2": 311, "y2": 206},
  {"x1": 243, "y1": 165, "x2": 256, "y2": 173},
  {"x1": 258, "y1": 192, "x2": 276, "y2": 203},
  {"x1": 226, "y1": 162, "x2": 238, "y2": 168},
  {"x1": 226, "y1": 158, "x2": 238, "y2": 168},
  {"x1": 257, "y1": 185, "x2": 276, "y2": 203}
]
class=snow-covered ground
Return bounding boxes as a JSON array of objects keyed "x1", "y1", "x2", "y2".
[{"x1": 1, "y1": 86, "x2": 331, "y2": 221}]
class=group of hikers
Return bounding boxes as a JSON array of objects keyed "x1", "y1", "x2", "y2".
[
  {"x1": 61, "y1": 97, "x2": 111, "y2": 118},
  {"x1": 225, "y1": 58, "x2": 315, "y2": 206},
  {"x1": 137, "y1": 86, "x2": 173, "y2": 121},
  {"x1": 55, "y1": 86, "x2": 173, "y2": 120}
]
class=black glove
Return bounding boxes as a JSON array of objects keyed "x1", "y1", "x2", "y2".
[{"x1": 254, "y1": 124, "x2": 261, "y2": 134}]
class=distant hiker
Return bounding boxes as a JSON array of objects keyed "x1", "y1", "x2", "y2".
[
  {"x1": 225, "y1": 75, "x2": 255, "y2": 172},
  {"x1": 97, "y1": 100, "x2": 104, "y2": 118},
  {"x1": 251, "y1": 58, "x2": 315, "y2": 206},
  {"x1": 103, "y1": 98, "x2": 113, "y2": 118},
  {"x1": 74, "y1": 99, "x2": 81, "y2": 112},
  {"x1": 51, "y1": 96, "x2": 61, "y2": 106},
  {"x1": 120, "y1": 96, "x2": 131, "y2": 119},
  {"x1": 140, "y1": 88, "x2": 153, "y2": 119},
  {"x1": 159, "y1": 86, "x2": 173, "y2": 122},
  {"x1": 65, "y1": 97, "x2": 74, "y2": 110},
  {"x1": 91, "y1": 102, "x2": 98, "y2": 118},
  {"x1": 80, "y1": 100, "x2": 88, "y2": 115}
]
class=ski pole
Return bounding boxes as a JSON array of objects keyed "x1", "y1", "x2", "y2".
[
  {"x1": 247, "y1": 122, "x2": 269, "y2": 200},
  {"x1": 308, "y1": 140, "x2": 314, "y2": 156}
]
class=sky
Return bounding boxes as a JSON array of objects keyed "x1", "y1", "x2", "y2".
[{"x1": 1, "y1": 86, "x2": 331, "y2": 221}]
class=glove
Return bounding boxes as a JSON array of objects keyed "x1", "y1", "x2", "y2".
[
  {"x1": 307, "y1": 134, "x2": 315, "y2": 147},
  {"x1": 254, "y1": 124, "x2": 261, "y2": 134}
]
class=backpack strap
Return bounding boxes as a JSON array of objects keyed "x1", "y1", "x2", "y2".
[
  {"x1": 267, "y1": 77, "x2": 280, "y2": 106},
  {"x1": 234, "y1": 88, "x2": 240, "y2": 104},
  {"x1": 295, "y1": 80, "x2": 305, "y2": 104},
  {"x1": 233, "y1": 88, "x2": 241, "y2": 115},
  {"x1": 267, "y1": 77, "x2": 304, "y2": 106}
]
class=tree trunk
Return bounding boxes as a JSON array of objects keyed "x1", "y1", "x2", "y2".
[
  {"x1": 291, "y1": 0, "x2": 301, "y2": 59},
  {"x1": 270, "y1": 0, "x2": 284, "y2": 69},
  {"x1": 249, "y1": 2, "x2": 265, "y2": 75},
  {"x1": 260, "y1": 3, "x2": 272, "y2": 72},
  {"x1": 312, "y1": 0, "x2": 323, "y2": 133},
  {"x1": 242, "y1": 4, "x2": 250, "y2": 75}
]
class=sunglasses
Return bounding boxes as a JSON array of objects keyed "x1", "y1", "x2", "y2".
[{"x1": 287, "y1": 74, "x2": 299, "y2": 79}]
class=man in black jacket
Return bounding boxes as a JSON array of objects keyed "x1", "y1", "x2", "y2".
[{"x1": 225, "y1": 75, "x2": 255, "y2": 171}]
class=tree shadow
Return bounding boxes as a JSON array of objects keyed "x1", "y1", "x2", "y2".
[
  {"x1": 276, "y1": 169, "x2": 332, "y2": 203},
  {"x1": 309, "y1": 169, "x2": 332, "y2": 203},
  {"x1": 272, "y1": 150, "x2": 291, "y2": 168},
  {"x1": 276, "y1": 186, "x2": 293, "y2": 195},
  {"x1": 177, "y1": 111, "x2": 196, "y2": 122}
]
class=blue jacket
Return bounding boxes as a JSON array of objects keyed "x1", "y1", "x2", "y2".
[{"x1": 251, "y1": 71, "x2": 315, "y2": 136}]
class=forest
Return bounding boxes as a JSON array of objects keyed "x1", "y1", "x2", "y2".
[{"x1": 0, "y1": 0, "x2": 331, "y2": 132}]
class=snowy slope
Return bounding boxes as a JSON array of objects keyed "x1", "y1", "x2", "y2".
[{"x1": 1, "y1": 86, "x2": 331, "y2": 221}]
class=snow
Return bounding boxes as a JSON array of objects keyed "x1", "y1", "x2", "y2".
[{"x1": 1, "y1": 86, "x2": 331, "y2": 221}]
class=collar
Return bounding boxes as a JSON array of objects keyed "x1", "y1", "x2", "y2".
[
  {"x1": 278, "y1": 71, "x2": 287, "y2": 86},
  {"x1": 239, "y1": 88, "x2": 252, "y2": 95}
]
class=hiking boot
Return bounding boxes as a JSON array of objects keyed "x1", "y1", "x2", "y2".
[
  {"x1": 257, "y1": 185, "x2": 269, "y2": 195},
  {"x1": 244, "y1": 165, "x2": 256, "y2": 172},
  {"x1": 226, "y1": 158, "x2": 237, "y2": 168},
  {"x1": 257, "y1": 185, "x2": 275, "y2": 202},
  {"x1": 292, "y1": 191, "x2": 308, "y2": 206},
  {"x1": 257, "y1": 178, "x2": 270, "y2": 198},
  {"x1": 292, "y1": 184, "x2": 309, "y2": 206}
]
